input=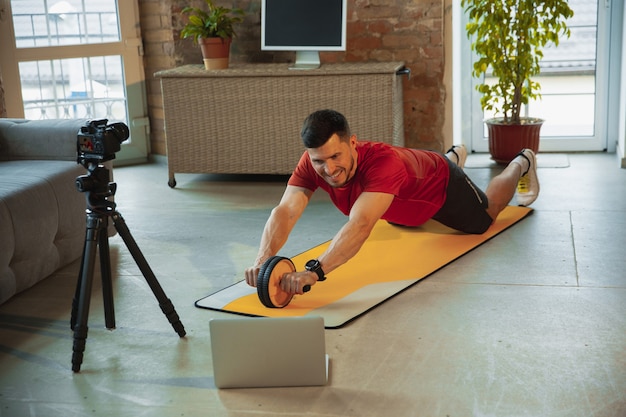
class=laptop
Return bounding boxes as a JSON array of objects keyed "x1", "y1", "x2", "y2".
[{"x1": 209, "y1": 316, "x2": 329, "y2": 389}]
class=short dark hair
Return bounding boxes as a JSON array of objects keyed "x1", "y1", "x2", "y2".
[{"x1": 300, "y1": 109, "x2": 351, "y2": 148}]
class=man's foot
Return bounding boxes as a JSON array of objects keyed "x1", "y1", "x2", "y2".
[
  {"x1": 445, "y1": 144, "x2": 467, "y2": 169},
  {"x1": 513, "y1": 149, "x2": 539, "y2": 206}
]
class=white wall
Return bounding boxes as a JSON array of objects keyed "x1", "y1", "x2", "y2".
[{"x1": 619, "y1": 4, "x2": 626, "y2": 168}]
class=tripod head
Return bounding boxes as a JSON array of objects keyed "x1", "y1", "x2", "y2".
[{"x1": 76, "y1": 162, "x2": 117, "y2": 212}]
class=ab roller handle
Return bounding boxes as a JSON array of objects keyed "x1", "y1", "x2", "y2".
[{"x1": 256, "y1": 256, "x2": 325, "y2": 308}]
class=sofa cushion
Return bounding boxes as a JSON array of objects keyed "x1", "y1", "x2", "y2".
[
  {"x1": 0, "y1": 160, "x2": 85, "y2": 303},
  {"x1": 0, "y1": 118, "x2": 81, "y2": 162}
]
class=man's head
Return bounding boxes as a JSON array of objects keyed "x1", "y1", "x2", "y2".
[
  {"x1": 300, "y1": 109, "x2": 358, "y2": 188},
  {"x1": 300, "y1": 109, "x2": 351, "y2": 148}
]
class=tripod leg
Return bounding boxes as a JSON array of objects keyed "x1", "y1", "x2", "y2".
[
  {"x1": 71, "y1": 240, "x2": 88, "y2": 331},
  {"x1": 111, "y1": 212, "x2": 186, "y2": 338},
  {"x1": 71, "y1": 214, "x2": 103, "y2": 372},
  {"x1": 99, "y1": 217, "x2": 116, "y2": 330}
]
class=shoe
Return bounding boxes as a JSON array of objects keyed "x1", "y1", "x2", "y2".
[
  {"x1": 446, "y1": 144, "x2": 467, "y2": 169},
  {"x1": 515, "y1": 149, "x2": 539, "y2": 206}
]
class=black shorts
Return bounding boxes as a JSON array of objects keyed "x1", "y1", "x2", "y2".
[{"x1": 431, "y1": 157, "x2": 493, "y2": 234}]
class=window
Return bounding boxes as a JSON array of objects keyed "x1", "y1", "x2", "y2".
[{"x1": 0, "y1": 0, "x2": 148, "y2": 164}]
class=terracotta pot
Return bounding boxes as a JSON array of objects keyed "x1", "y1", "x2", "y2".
[
  {"x1": 486, "y1": 117, "x2": 543, "y2": 164},
  {"x1": 198, "y1": 37, "x2": 231, "y2": 70}
]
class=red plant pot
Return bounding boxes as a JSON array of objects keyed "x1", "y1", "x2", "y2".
[{"x1": 486, "y1": 117, "x2": 543, "y2": 164}]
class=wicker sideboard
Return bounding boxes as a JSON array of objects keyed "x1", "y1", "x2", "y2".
[{"x1": 156, "y1": 62, "x2": 406, "y2": 187}]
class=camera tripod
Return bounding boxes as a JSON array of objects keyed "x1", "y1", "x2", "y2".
[{"x1": 70, "y1": 161, "x2": 186, "y2": 372}]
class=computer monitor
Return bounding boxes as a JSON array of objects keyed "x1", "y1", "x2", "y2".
[{"x1": 261, "y1": 0, "x2": 347, "y2": 70}]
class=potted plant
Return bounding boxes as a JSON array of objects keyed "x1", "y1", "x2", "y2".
[
  {"x1": 461, "y1": 0, "x2": 574, "y2": 163},
  {"x1": 180, "y1": 0, "x2": 245, "y2": 70}
]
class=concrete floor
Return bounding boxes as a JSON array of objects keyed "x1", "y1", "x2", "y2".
[{"x1": 1, "y1": 152, "x2": 625, "y2": 417}]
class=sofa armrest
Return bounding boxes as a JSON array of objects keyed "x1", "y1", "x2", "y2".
[{"x1": 0, "y1": 118, "x2": 89, "y2": 162}]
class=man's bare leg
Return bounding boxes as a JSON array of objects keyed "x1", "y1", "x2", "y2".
[{"x1": 485, "y1": 149, "x2": 538, "y2": 220}]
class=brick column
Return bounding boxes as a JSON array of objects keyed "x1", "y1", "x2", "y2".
[{"x1": 0, "y1": 67, "x2": 6, "y2": 118}]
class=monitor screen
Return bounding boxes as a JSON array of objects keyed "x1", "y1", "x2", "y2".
[{"x1": 261, "y1": 0, "x2": 347, "y2": 69}]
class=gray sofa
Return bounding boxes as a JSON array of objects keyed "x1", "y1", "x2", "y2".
[{"x1": 0, "y1": 118, "x2": 90, "y2": 305}]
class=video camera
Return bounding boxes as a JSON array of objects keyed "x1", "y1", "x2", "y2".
[{"x1": 77, "y1": 119, "x2": 129, "y2": 164}]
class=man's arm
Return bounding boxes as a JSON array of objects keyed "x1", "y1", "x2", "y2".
[
  {"x1": 318, "y1": 191, "x2": 394, "y2": 274},
  {"x1": 279, "y1": 191, "x2": 395, "y2": 294},
  {"x1": 244, "y1": 185, "x2": 312, "y2": 287}
]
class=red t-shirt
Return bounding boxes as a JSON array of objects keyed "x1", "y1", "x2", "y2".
[{"x1": 288, "y1": 141, "x2": 450, "y2": 226}]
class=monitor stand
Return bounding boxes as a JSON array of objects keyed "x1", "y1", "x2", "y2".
[{"x1": 289, "y1": 51, "x2": 321, "y2": 70}]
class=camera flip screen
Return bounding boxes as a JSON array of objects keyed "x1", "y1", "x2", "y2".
[{"x1": 78, "y1": 135, "x2": 98, "y2": 154}]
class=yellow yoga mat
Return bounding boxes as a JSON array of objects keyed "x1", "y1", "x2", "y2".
[{"x1": 196, "y1": 206, "x2": 533, "y2": 328}]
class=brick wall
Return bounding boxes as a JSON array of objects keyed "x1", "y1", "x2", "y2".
[{"x1": 140, "y1": 0, "x2": 446, "y2": 155}]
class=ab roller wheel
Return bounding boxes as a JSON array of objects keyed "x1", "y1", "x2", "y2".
[
  {"x1": 257, "y1": 255, "x2": 322, "y2": 308},
  {"x1": 257, "y1": 256, "x2": 296, "y2": 308}
]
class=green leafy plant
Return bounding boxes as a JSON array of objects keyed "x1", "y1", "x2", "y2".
[
  {"x1": 462, "y1": 0, "x2": 574, "y2": 124},
  {"x1": 180, "y1": 0, "x2": 244, "y2": 43}
]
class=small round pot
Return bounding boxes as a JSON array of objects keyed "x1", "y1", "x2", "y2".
[
  {"x1": 198, "y1": 37, "x2": 231, "y2": 70},
  {"x1": 486, "y1": 117, "x2": 543, "y2": 164}
]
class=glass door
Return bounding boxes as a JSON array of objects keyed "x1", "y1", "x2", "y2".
[
  {"x1": 463, "y1": 0, "x2": 616, "y2": 153},
  {"x1": 0, "y1": 0, "x2": 148, "y2": 164}
]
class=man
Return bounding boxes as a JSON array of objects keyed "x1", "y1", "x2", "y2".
[{"x1": 244, "y1": 109, "x2": 539, "y2": 295}]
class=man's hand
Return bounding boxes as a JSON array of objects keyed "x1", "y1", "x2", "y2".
[
  {"x1": 244, "y1": 265, "x2": 261, "y2": 287},
  {"x1": 245, "y1": 266, "x2": 318, "y2": 295},
  {"x1": 279, "y1": 270, "x2": 319, "y2": 295}
]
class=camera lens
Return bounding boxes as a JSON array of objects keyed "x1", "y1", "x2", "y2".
[{"x1": 107, "y1": 122, "x2": 130, "y2": 143}]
